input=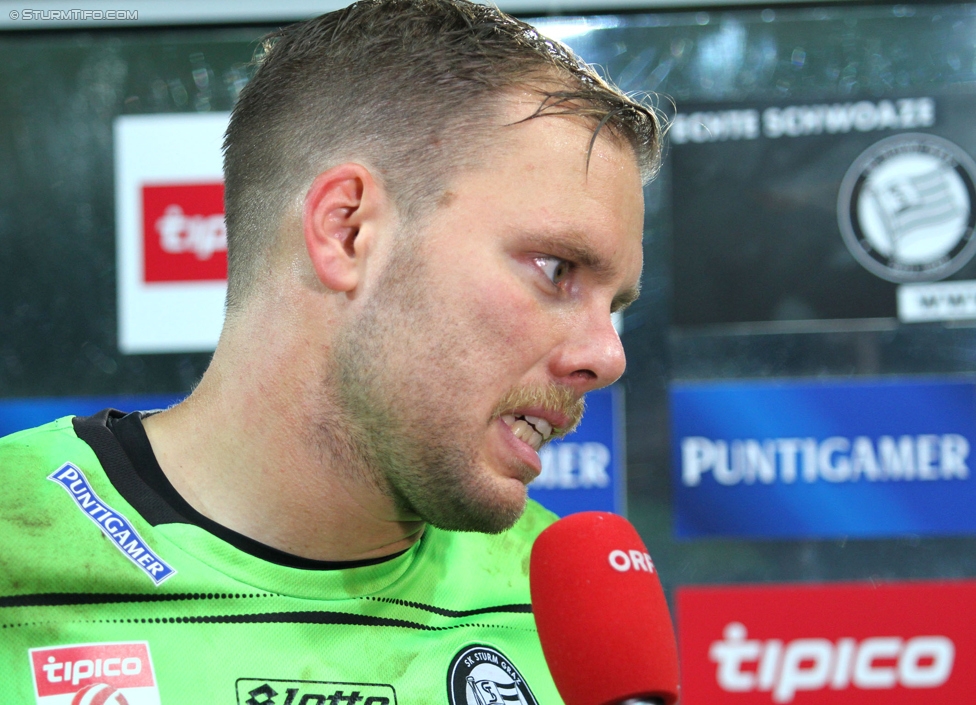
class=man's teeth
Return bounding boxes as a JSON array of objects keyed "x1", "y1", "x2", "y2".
[
  {"x1": 501, "y1": 414, "x2": 553, "y2": 451},
  {"x1": 523, "y1": 415, "x2": 552, "y2": 439}
]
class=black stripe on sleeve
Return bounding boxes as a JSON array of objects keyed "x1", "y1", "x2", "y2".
[
  {"x1": 185, "y1": 611, "x2": 444, "y2": 630},
  {"x1": 0, "y1": 592, "x2": 532, "y2": 618},
  {"x1": 0, "y1": 592, "x2": 274, "y2": 608},
  {"x1": 364, "y1": 596, "x2": 532, "y2": 617},
  {"x1": 3, "y1": 611, "x2": 533, "y2": 633}
]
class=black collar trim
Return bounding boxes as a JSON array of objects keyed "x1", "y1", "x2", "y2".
[{"x1": 72, "y1": 410, "x2": 405, "y2": 572}]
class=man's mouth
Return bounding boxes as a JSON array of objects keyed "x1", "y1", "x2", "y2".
[{"x1": 500, "y1": 414, "x2": 554, "y2": 452}]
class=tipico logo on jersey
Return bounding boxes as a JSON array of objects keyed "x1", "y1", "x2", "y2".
[
  {"x1": 142, "y1": 183, "x2": 226, "y2": 282},
  {"x1": 235, "y1": 679, "x2": 397, "y2": 705},
  {"x1": 677, "y1": 580, "x2": 975, "y2": 704},
  {"x1": 29, "y1": 642, "x2": 160, "y2": 705},
  {"x1": 837, "y1": 133, "x2": 976, "y2": 283},
  {"x1": 48, "y1": 464, "x2": 176, "y2": 585},
  {"x1": 447, "y1": 645, "x2": 538, "y2": 705}
]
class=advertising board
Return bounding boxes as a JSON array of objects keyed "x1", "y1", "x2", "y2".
[
  {"x1": 115, "y1": 113, "x2": 229, "y2": 354},
  {"x1": 671, "y1": 377, "x2": 976, "y2": 538},
  {"x1": 677, "y1": 580, "x2": 974, "y2": 704}
]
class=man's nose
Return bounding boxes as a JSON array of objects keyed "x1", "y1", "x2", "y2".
[{"x1": 547, "y1": 309, "x2": 627, "y2": 395}]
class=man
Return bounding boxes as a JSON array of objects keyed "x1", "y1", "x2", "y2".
[{"x1": 1, "y1": 1, "x2": 659, "y2": 702}]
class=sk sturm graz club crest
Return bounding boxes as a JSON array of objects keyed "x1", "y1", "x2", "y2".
[
  {"x1": 447, "y1": 645, "x2": 538, "y2": 705},
  {"x1": 838, "y1": 133, "x2": 976, "y2": 283}
]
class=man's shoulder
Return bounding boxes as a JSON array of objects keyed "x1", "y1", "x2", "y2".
[
  {"x1": 0, "y1": 415, "x2": 88, "y2": 473},
  {"x1": 0, "y1": 415, "x2": 102, "y2": 519},
  {"x1": 0, "y1": 416, "x2": 107, "y2": 576},
  {"x1": 0, "y1": 413, "x2": 177, "y2": 601}
]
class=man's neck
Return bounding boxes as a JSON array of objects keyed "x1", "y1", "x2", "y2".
[{"x1": 141, "y1": 320, "x2": 425, "y2": 563}]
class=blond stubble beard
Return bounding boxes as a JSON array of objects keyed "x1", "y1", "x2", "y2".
[
  {"x1": 320, "y1": 237, "x2": 529, "y2": 534},
  {"x1": 318, "y1": 230, "x2": 589, "y2": 533}
]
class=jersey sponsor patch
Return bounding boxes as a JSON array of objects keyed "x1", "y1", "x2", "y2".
[
  {"x1": 235, "y1": 679, "x2": 397, "y2": 705},
  {"x1": 29, "y1": 641, "x2": 161, "y2": 705},
  {"x1": 447, "y1": 645, "x2": 539, "y2": 705},
  {"x1": 48, "y1": 464, "x2": 176, "y2": 585}
]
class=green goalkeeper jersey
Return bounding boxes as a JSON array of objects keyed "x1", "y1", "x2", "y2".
[{"x1": 0, "y1": 411, "x2": 563, "y2": 705}]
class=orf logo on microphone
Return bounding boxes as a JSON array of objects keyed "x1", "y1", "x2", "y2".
[
  {"x1": 29, "y1": 642, "x2": 160, "y2": 705},
  {"x1": 608, "y1": 549, "x2": 655, "y2": 573}
]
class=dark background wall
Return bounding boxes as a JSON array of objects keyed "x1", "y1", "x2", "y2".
[{"x1": 3, "y1": 3, "x2": 976, "y2": 598}]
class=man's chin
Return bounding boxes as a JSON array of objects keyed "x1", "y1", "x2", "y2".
[
  {"x1": 425, "y1": 503, "x2": 526, "y2": 534},
  {"x1": 416, "y1": 478, "x2": 529, "y2": 534}
]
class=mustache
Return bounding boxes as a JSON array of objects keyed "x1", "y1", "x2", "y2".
[{"x1": 491, "y1": 384, "x2": 586, "y2": 438}]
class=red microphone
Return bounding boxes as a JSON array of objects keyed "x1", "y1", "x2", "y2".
[{"x1": 530, "y1": 512, "x2": 680, "y2": 705}]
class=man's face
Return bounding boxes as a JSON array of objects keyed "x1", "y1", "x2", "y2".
[{"x1": 331, "y1": 98, "x2": 645, "y2": 533}]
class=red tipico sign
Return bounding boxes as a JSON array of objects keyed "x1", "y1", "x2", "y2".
[
  {"x1": 677, "y1": 580, "x2": 975, "y2": 704},
  {"x1": 29, "y1": 641, "x2": 158, "y2": 703},
  {"x1": 142, "y1": 182, "x2": 227, "y2": 282}
]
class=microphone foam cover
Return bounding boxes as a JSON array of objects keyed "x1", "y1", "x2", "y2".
[{"x1": 530, "y1": 512, "x2": 679, "y2": 705}]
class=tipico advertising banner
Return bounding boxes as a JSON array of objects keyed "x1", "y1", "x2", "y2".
[
  {"x1": 528, "y1": 385, "x2": 625, "y2": 517},
  {"x1": 115, "y1": 113, "x2": 229, "y2": 354},
  {"x1": 677, "y1": 580, "x2": 974, "y2": 704},
  {"x1": 671, "y1": 377, "x2": 976, "y2": 539}
]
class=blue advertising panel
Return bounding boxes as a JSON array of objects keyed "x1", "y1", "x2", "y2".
[
  {"x1": 528, "y1": 385, "x2": 626, "y2": 517},
  {"x1": 0, "y1": 395, "x2": 184, "y2": 438},
  {"x1": 671, "y1": 377, "x2": 976, "y2": 539}
]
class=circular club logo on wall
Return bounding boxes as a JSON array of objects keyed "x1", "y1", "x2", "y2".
[
  {"x1": 447, "y1": 644, "x2": 539, "y2": 705},
  {"x1": 837, "y1": 133, "x2": 976, "y2": 282}
]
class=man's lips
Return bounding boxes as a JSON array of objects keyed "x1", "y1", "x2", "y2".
[{"x1": 496, "y1": 416, "x2": 544, "y2": 475}]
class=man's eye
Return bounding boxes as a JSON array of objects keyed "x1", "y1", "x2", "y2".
[{"x1": 534, "y1": 256, "x2": 571, "y2": 285}]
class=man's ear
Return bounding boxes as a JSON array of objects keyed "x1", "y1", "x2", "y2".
[{"x1": 303, "y1": 163, "x2": 382, "y2": 293}]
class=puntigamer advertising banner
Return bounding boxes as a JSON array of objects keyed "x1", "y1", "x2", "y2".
[
  {"x1": 528, "y1": 385, "x2": 625, "y2": 517},
  {"x1": 670, "y1": 377, "x2": 976, "y2": 539}
]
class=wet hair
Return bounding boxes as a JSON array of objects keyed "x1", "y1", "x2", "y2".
[{"x1": 223, "y1": 0, "x2": 661, "y2": 311}]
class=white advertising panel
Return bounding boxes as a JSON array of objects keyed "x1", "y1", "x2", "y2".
[{"x1": 114, "y1": 113, "x2": 229, "y2": 354}]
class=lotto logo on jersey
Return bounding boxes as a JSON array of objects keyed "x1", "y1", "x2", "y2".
[
  {"x1": 29, "y1": 642, "x2": 160, "y2": 705},
  {"x1": 677, "y1": 580, "x2": 976, "y2": 703},
  {"x1": 235, "y1": 679, "x2": 397, "y2": 705},
  {"x1": 142, "y1": 183, "x2": 227, "y2": 282}
]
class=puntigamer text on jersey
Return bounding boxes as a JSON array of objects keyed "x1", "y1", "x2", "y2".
[{"x1": 48, "y1": 464, "x2": 175, "y2": 584}]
